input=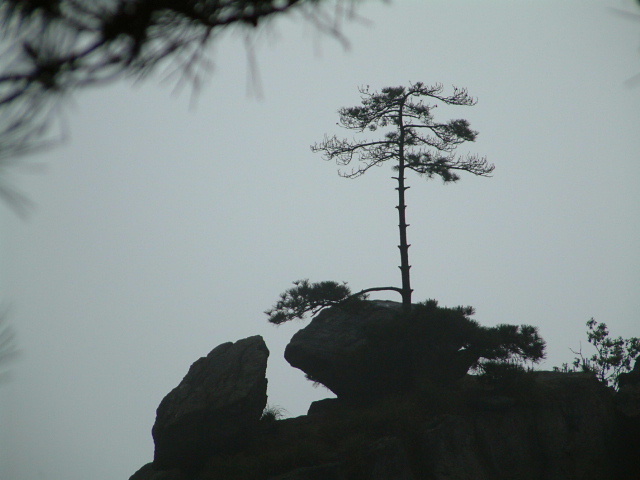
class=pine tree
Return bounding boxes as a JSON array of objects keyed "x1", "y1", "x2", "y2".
[{"x1": 312, "y1": 83, "x2": 494, "y2": 314}]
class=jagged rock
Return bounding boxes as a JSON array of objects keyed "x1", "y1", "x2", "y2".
[{"x1": 152, "y1": 335, "x2": 269, "y2": 474}]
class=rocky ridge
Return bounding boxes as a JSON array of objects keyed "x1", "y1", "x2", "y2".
[{"x1": 130, "y1": 302, "x2": 640, "y2": 480}]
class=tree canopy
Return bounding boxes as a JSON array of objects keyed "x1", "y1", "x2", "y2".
[{"x1": 313, "y1": 83, "x2": 492, "y2": 181}]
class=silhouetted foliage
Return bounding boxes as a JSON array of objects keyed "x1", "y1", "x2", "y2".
[
  {"x1": 260, "y1": 404, "x2": 287, "y2": 423},
  {"x1": 479, "y1": 323, "x2": 547, "y2": 365},
  {"x1": 557, "y1": 318, "x2": 640, "y2": 389},
  {"x1": 312, "y1": 83, "x2": 494, "y2": 312},
  {"x1": 266, "y1": 279, "x2": 406, "y2": 324},
  {"x1": 265, "y1": 279, "x2": 355, "y2": 325},
  {"x1": 0, "y1": 0, "x2": 357, "y2": 212},
  {"x1": 476, "y1": 359, "x2": 528, "y2": 387},
  {"x1": 404, "y1": 300, "x2": 545, "y2": 377}
]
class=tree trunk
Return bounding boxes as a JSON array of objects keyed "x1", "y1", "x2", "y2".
[{"x1": 396, "y1": 104, "x2": 412, "y2": 315}]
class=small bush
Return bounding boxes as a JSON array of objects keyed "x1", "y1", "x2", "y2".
[
  {"x1": 476, "y1": 359, "x2": 529, "y2": 388},
  {"x1": 558, "y1": 318, "x2": 640, "y2": 389},
  {"x1": 261, "y1": 404, "x2": 287, "y2": 423},
  {"x1": 403, "y1": 300, "x2": 546, "y2": 384}
]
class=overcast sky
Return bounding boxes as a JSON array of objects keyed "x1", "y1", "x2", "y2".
[{"x1": 2, "y1": 1, "x2": 640, "y2": 479}]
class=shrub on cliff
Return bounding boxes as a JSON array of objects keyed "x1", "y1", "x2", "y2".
[
  {"x1": 556, "y1": 318, "x2": 640, "y2": 389},
  {"x1": 399, "y1": 300, "x2": 545, "y2": 384}
]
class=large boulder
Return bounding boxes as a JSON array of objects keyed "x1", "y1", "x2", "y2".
[
  {"x1": 152, "y1": 335, "x2": 269, "y2": 474},
  {"x1": 284, "y1": 301, "x2": 480, "y2": 400},
  {"x1": 284, "y1": 301, "x2": 409, "y2": 400}
]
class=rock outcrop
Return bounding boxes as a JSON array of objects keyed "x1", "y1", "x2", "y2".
[
  {"x1": 129, "y1": 311, "x2": 639, "y2": 480},
  {"x1": 284, "y1": 300, "x2": 480, "y2": 400},
  {"x1": 423, "y1": 373, "x2": 618, "y2": 480},
  {"x1": 616, "y1": 357, "x2": 640, "y2": 418},
  {"x1": 285, "y1": 300, "x2": 408, "y2": 400},
  {"x1": 262, "y1": 372, "x2": 632, "y2": 480},
  {"x1": 616, "y1": 357, "x2": 640, "y2": 464},
  {"x1": 151, "y1": 335, "x2": 269, "y2": 474}
]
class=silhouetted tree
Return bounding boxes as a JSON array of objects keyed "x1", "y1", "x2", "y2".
[
  {"x1": 566, "y1": 318, "x2": 640, "y2": 389},
  {"x1": 312, "y1": 82, "x2": 494, "y2": 313}
]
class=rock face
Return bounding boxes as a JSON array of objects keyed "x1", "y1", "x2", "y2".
[
  {"x1": 423, "y1": 373, "x2": 618, "y2": 480},
  {"x1": 618, "y1": 357, "x2": 640, "y2": 390},
  {"x1": 616, "y1": 357, "x2": 640, "y2": 461},
  {"x1": 366, "y1": 437, "x2": 415, "y2": 480},
  {"x1": 130, "y1": 338, "x2": 640, "y2": 480},
  {"x1": 152, "y1": 335, "x2": 269, "y2": 474},
  {"x1": 260, "y1": 371, "x2": 633, "y2": 480}
]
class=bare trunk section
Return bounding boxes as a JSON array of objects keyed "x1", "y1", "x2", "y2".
[{"x1": 396, "y1": 102, "x2": 412, "y2": 314}]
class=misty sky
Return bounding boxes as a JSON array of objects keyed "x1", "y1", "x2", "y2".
[{"x1": 2, "y1": 1, "x2": 640, "y2": 479}]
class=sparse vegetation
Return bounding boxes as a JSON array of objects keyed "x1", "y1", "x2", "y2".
[
  {"x1": 475, "y1": 360, "x2": 532, "y2": 392},
  {"x1": 555, "y1": 318, "x2": 640, "y2": 389},
  {"x1": 260, "y1": 404, "x2": 288, "y2": 423}
]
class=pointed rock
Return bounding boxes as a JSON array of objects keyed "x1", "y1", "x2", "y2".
[{"x1": 152, "y1": 335, "x2": 269, "y2": 474}]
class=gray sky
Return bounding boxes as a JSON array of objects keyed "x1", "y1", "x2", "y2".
[{"x1": 2, "y1": 1, "x2": 639, "y2": 479}]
